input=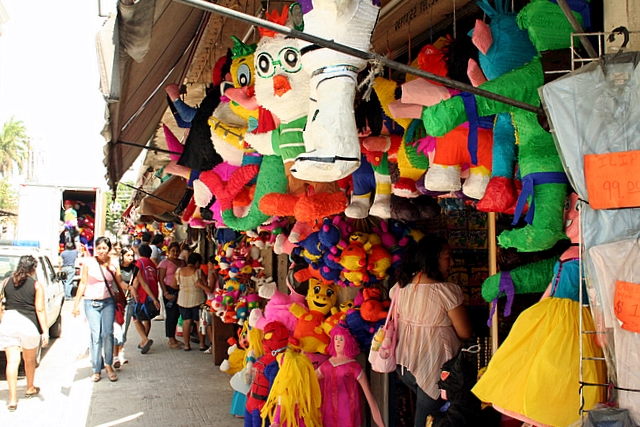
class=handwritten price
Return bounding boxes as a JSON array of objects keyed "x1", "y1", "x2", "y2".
[{"x1": 585, "y1": 150, "x2": 640, "y2": 209}]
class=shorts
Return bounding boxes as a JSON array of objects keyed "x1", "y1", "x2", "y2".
[
  {"x1": 178, "y1": 305, "x2": 200, "y2": 321},
  {"x1": 0, "y1": 310, "x2": 41, "y2": 350}
]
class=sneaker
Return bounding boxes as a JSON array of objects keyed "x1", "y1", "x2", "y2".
[{"x1": 119, "y1": 352, "x2": 128, "y2": 364}]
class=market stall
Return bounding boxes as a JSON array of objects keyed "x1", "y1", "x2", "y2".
[{"x1": 102, "y1": 0, "x2": 640, "y2": 426}]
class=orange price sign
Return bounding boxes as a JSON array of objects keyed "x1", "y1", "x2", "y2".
[
  {"x1": 614, "y1": 280, "x2": 640, "y2": 333},
  {"x1": 584, "y1": 150, "x2": 640, "y2": 209}
]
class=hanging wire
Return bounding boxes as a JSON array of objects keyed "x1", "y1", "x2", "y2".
[
  {"x1": 407, "y1": 23, "x2": 412, "y2": 65},
  {"x1": 429, "y1": 5, "x2": 433, "y2": 45},
  {"x1": 452, "y1": 0, "x2": 456, "y2": 39}
]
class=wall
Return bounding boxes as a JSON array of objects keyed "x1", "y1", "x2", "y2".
[{"x1": 604, "y1": 0, "x2": 640, "y2": 51}]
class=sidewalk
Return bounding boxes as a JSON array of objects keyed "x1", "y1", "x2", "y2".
[{"x1": 1, "y1": 303, "x2": 245, "y2": 427}]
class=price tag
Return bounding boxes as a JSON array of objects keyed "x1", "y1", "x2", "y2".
[
  {"x1": 614, "y1": 280, "x2": 640, "y2": 333},
  {"x1": 584, "y1": 150, "x2": 640, "y2": 209}
]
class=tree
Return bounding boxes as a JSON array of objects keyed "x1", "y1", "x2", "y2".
[
  {"x1": 105, "y1": 181, "x2": 135, "y2": 235},
  {"x1": 0, "y1": 117, "x2": 30, "y2": 177},
  {"x1": 0, "y1": 177, "x2": 17, "y2": 211}
]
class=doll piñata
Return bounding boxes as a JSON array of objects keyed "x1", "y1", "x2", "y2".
[
  {"x1": 245, "y1": 321, "x2": 289, "y2": 427},
  {"x1": 260, "y1": 337, "x2": 323, "y2": 427},
  {"x1": 316, "y1": 324, "x2": 385, "y2": 427},
  {"x1": 472, "y1": 193, "x2": 605, "y2": 426}
]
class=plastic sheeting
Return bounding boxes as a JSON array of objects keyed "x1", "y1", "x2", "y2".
[{"x1": 542, "y1": 52, "x2": 640, "y2": 422}]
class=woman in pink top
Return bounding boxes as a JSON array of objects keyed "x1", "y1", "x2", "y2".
[
  {"x1": 157, "y1": 242, "x2": 186, "y2": 349},
  {"x1": 71, "y1": 237, "x2": 122, "y2": 383},
  {"x1": 390, "y1": 236, "x2": 472, "y2": 427}
]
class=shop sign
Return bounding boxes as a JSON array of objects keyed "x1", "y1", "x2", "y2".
[
  {"x1": 371, "y1": 0, "x2": 471, "y2": 55},
  {"x1": 614, "y1": 280, "x2": 640, "y2": 333}
]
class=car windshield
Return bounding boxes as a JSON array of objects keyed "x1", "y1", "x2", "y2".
[{"x1": 0, "y1": 255, "x2": 21, "y2": 281}]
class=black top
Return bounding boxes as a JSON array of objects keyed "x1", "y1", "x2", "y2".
[{"x1": 4, "y1": 276, "x2": 43, "y2": 334}]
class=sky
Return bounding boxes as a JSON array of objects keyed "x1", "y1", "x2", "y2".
[{"x1": 0, "y1": 0, "x2": 123, "y2": 189}]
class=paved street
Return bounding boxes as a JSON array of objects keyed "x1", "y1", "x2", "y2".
[{"x1": 1, "y1": 303, "x2": 244, "y2": 427}]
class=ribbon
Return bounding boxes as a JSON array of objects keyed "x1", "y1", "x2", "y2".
[
  {"x1": 511, "y1": 171, "x2": 569, "y2": 226},
  {"x1": 487, "y1": 271, "x2": 515, "y2": 327},
  {"x1": 459, "y1": 92, "x2": 479, "y2": 165}
]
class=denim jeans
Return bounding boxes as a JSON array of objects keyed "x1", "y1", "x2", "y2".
[
  {"x1": 62, "y1": 266, "x2": 76, "y2": 299},
  {"x1": 84, "y1": 298, "x2": 115, "y2": 373},
  {"x1": 396, "y1": 366, "x2": 443, "y2": 427},
  {"x1": 121, "y1": 297, "x2": 136, "y2": 345},
  {"x1": 164, "y1": 290, "x2": 180, "y2": 339}
]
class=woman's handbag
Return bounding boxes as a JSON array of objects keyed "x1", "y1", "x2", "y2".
[
  {"x1": 98, "y1": 260, "x2": 126, "y2": 325},
  {"x1": 368, "y1": 296, "x2": 398, "y2": 373}
]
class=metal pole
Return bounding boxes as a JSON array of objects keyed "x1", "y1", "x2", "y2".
[
  {"x1": 118, "y1": 182, "x2": 177, "y2": 205},
  {"x1": 172, "y1": 0, "x2": 545, "y2": 116},
  {"x1": 487, "y1": 212, "x2": 499, "y2": 356},
  {"x1": 556, "y1": 0, "x2": 598, "y2": 59},
  {"x1": 116, "y1": 140, "x2": 182, "y2": 156}
]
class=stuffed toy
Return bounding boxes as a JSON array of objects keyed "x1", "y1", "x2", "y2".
[
  {"x1": 359, "y1": 287, "x2": 390, "y2": 322},
  {"x1": 366, "y1": 244, "x2": 392, "y2": 282},
  {"x1": 317, "y1": 217, "x2": 348, "y2": 255},
  {"x1": 421, "y1": 0, "x2": 578, "y2": 252},
  {"x1": 220, "y1": 329, "x2": 248, "y2": 375},
  {"x1": 248, "y1": 276, "x2": 306, "y2": 335},
  {"x1": 431, "y1": 346, "x2": 483, "y2": 427},
  {"x1": 289, "y1": 278, "x2": 339, "y2": 354},
  {"x1": 322, "y1": 300, "x2": 355, "y2": 334},
  {"x1": 345, "y1": 91, "x2": 396, "y2": 219},
  {"x1": 333, "y1": 240, "x2": 369, "y2": 287},
  {"x1": 290, "y1": 0, "x2": 380, "y2": 183},
  {"x1": 345, "y1": 307, "x2": 384, "y2": 353},
  {"x1": 244, "y1": 320, "x2": 289, "y2": 427}
]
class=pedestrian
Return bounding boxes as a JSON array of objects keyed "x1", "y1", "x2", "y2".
[
  {"x1": 71, "y1": 236, "x2": 120, "y2": 383},
  {"x1": 150, "y1": 234, "x2": 164, "y2": 267},
  {"x1": 173, "y1": 252, "x2": 208, "y2": 351},
  {"x1": 113, "y1": 246, "x2": 139, "y2": 366},
  {"x1": 178, "y1": 241, "x2": 191, "y2": 262},
  {"x1": 149, "y1": 234, "x2": 165, "y2": 321},
  {"x1": 157, "y1": 242, "x2": 186, "y2": 349},
  {"x1": 0, "y1": 255, "x2": 49, "y2": 412},
  {"x1": 132, "y1": 244, "x2": 161, "y2": 354},
  {"x1": 391, "y1": 236, "x2": 472, "y2": 427},
  {"x1": 58, "y1": 241, "x2": 79, "y2": 301}
]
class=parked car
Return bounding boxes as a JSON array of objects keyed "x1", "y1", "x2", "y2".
[{"x1": 0, "y1": 240, "x2": 65, "y2": 365}]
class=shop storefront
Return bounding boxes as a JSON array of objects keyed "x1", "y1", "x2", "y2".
[{"x1": 100, "y1": 0, "x2": 640, "y2": 426}]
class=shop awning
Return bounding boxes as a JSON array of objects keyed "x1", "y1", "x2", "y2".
[
  {"x1": 136, "y1": 174, "x2": 187, "y2": 223},
  {"x1": 98, "y1": 0, "x2": 210, "y2": 193}
]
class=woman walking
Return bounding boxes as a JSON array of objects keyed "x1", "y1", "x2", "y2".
[
  {"x1": 391, "y1": 236, "x2": 472, "y2": 427},
  {"x1": 173, "y1": 253, "x2": 208, "y2": 351},
  {"x1": 0, "y1": 255, "x2": 49, "y2": 411},
  {"x1": 71, "y1": 236, "x2": 121, "y2": 382},
  {"x1": 158, "y1": 242, "x2": 186, "y2": 349},
  {"x1": 113, "y1": 246, "x2": 139, "y2": 366}
]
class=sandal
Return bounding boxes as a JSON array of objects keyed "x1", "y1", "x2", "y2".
[
  {"x1": 7, "y1": 403, "x2": 17, "y2": 412},
  {"x1": 91, "y1": 373, "x2": 102, "y2": 382},
  {"x1": 25, "y1": 387, "x2": 40, "y2": 398},
  {"x1": 105, "y1": 367, "x2": 118, "y2": 382},
  {"x1": 199, "y1": 346, "x2": 208, "y2": 351},
  {"x1": 203, "y1": 347, "x2": 212, "y2": 354},
  {"x1": 184, "y1": 346, "x2": 191, "y2": 351}
]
